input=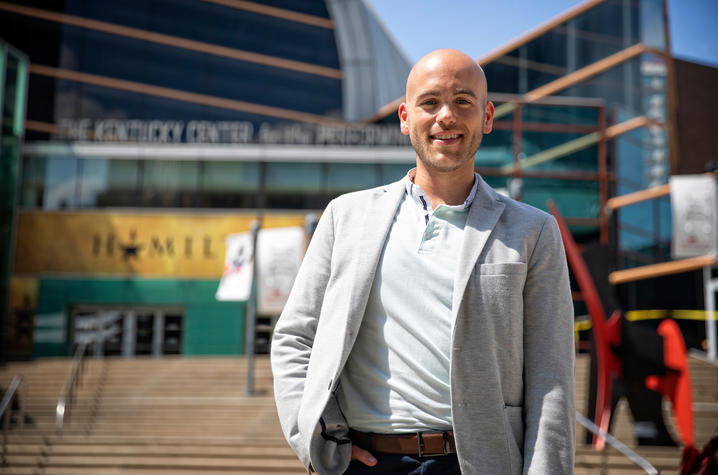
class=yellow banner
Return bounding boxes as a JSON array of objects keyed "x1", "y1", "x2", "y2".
[{"x1": 13, "y1": 211, "x2": 306, "y2": 278}]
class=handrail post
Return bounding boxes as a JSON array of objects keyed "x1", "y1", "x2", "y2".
[
  {"x1": 56, "y1": 340, "x2": 89, "y2": 434},
  {"x1": 2, "y1": 394, "x2": 8, "y2": 466},
  {"x1": 704, "y1": 264, "x2": 717, "y2": 360},
  {"x1": 0, "y1": 376, "x2": 24, "y2": 466},
  {"x1": 17, "y1": 384, "x2": 24, "y2": 435}
]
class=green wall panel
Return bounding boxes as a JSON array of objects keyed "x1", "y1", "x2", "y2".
[{"x1": 35, "y1": 278, "x2": 245, "y2": 357}]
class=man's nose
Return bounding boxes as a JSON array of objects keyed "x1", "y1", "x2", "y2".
[{"x1": 436, "y1": 103, "x2": 456, "y2": 126}]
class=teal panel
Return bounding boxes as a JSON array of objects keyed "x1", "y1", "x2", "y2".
[
  {"x1": 183, "y1": 302, "x2": 245, "y2": 355},
  {"x1": 34, "y1": 278, "x2": 245, "y2": 357}
]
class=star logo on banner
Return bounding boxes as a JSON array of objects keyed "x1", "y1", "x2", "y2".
[{"x1": 119, "y1": 231, "x2": 144, "y2": 261}]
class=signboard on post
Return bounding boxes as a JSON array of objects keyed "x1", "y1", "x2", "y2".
[
  {"x1": 256, "y1": 227, "x2": 305, "y2": 315},
  {"x1": 215, "y1": 232, "x2": 254, "y2": 301},
  {"x1": 670, "y1": 175, "x2": 718, "y2": 259}
]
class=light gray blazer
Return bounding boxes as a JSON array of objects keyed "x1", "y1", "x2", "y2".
[{"x1": 271, "y1": 176, "x2": 575, "y2": 474}]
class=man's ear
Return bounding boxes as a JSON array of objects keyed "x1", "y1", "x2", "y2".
[
  {"x1": 483, "y1": 101, "x2": 495, "y2": 134},
  {"x1": 398, "y1": 103, "x2": 409, "y2": 135}
]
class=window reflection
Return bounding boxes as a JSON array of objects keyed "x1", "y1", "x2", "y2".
[
  {"x1": 483, "y1": 0, "x2": 649, "y2": 94},
  {"x1": 380, "y1": 164, "x2": 411, "y2": 184},
  {"x1": 65, "y1": 0, "x2": 340, "y2": 68},
  {"x1": 326, "y1": 163, "x2": 378, "y2": 192},
  {"x1": 21, "y1": 157, "x2": 411, "y2": 211},
  {"x1": 78, "y1": 159, "x2": 109, "y2": 208},
  {"x1": 44, "y1": 157, "x2": 79, "y2": 209}
]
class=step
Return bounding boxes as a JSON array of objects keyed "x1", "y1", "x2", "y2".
[{"x1": 5, "y1": 454, "x2": 304, "y2": 471}]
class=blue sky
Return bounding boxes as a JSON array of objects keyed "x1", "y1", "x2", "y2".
[{"x1": 367, "y1": 0, "x2": 718, "y2": 67}]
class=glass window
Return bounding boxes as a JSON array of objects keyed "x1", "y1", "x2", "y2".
[
  {"x1": 19, "y1": 156, "x2": 46, "y2": 207},
  {"x1": 522, "y1": 104, "x2": 598, "y2": 126},
  {"x1": 143, "y1": 160, "x2": 199, "y2": 190},
  {"x1": 521, "y1": 177, "x2": 599, "y2": 222},
  {"x1": 380, "y1": 164, "x2": 411, "y2": 184},
  {"x1": 206, "y1": 54, "x2": 342, "y2": 117},
  {"x1": 52, "y1": 27, "x2": 342, "y2": 121},
  {"x1": 65, "y1": 0, "x2": 340, "y2": 68},
  {"x1": 44, "y1": 157, "x2": 79, "y2": 209},
  {"x1": 203, "y1": 162, "x2": 259, "y2": 191},
  {"x1": 265, "y1": 162, "x2": 321, "y2": 192},
  {"x1": 522, "y1": 133, "x2": 597, "y2": 172},
  {"x1": 246, "y1": 0, "x2": 331, "y2": 17},
  {"x1": 618, "y1": 200, "x2": 657, "y2": 252},
  {"x1": 53, "y1": 81, "x2": 288, "y2": 129},
  {"x1": 477, "y1": 129, "x2": 514, "y2": 168},
  {"x1": 484, "y1": 62, "x2": 520, "y2": 94},
  {"x1": 107, "y1": 160, "x2": 140, "y2": 189},
  {"x1": 326, "y1": 163, "x2": 378, "y2": 192},
  {"x1": 0, "y1": 12, "x2": 63, "y2": 69},
  {"x1": 562, "y1": 59, "x2": 643, "y2": 115},
  {"x1": 640, "y1": 0, "x2": 666, "y2": 50},
  {"x1": 77, "y1": 158, "x2": 109, "y2": 207},
  {"x1": 484, "y1": 0, "x2": 647, "y2": 94}
]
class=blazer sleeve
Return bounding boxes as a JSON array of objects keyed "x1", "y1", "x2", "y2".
[
  {"x1": 271, "y1": 201, "x2": 335, "y2": 469},
  {"x1": 522, "y1": 215, "x2": 576, "y2": 474}
]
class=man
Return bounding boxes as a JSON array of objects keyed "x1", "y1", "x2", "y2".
[{"x1": 271, "y1": 49, "x2": 575, "y2": 474}]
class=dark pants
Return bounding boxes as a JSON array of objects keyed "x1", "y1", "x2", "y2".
[{"x1": 344, "y1": 454, "x2": 461, "y2": 474}]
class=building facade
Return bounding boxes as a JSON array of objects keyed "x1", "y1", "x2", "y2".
[
  {"x1": 2, "y1": 0, "x2": 713, "y2": 359},
  {"x1": 1, "y1": 0, "x2": 414, "y2": 358}
]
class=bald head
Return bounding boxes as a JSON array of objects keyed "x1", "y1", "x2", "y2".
[
  {"x1": 406, "y1": 49, "x2": 488, "y2": 106},
  {"x1": 398, "y1": 48, "x2": 494, "y2": 178}
]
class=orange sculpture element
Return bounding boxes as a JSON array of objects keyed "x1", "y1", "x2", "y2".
[
  {"x1": 547, "y1": 200, "x2": 620, "y2": 448},
  {"x1": 644, "y1": 318, "x2": 694, "y2": 447},
  {"x1": 548, "y1": 200, "x2": 695, "y2": 450}
]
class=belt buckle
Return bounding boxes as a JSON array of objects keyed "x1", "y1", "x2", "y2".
[{"x1": 416, "y1": 431, "x2": 451, "y2": 457}]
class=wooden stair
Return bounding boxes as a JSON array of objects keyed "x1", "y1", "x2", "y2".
[
  {"x1": 0, "y1": 353, "x2": 716, "y2": 474},
  {"x1": 574, "y1": 352, "x2": 718, "y2": 473},
  {"x1": 0, "y1": 356, "x2": 304, "y2": 474}
]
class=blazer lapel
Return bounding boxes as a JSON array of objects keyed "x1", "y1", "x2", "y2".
[
  {"x1": 345, "y1": 180, "x2": 405, "y2": 338},
  {"x1": 452, "y1": 176, "x2": 506, "y2": 313}
]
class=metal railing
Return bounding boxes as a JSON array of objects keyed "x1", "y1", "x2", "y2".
[
  {"x1": 56, "y1": 341, "x2": 89, "y2": 433},
  {"x1": 576, "y1": 411, "x2": 658, "y2": 474},
  {"x1": 1, "y1": 376, "x2": 24, "y2": 465}
]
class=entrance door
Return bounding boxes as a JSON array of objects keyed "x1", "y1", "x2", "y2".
[{"x1": 72, "y1": 306, "x2": 183, "y2": 356}]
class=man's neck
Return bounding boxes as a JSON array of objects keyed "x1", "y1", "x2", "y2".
[{"x1": 412, "y1": 165, "x2": 476, "y2": 209}]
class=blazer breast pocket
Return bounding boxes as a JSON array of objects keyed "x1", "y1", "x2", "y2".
[{"x1": 472, "y1": 263, "x2": 527, "y2": 340}]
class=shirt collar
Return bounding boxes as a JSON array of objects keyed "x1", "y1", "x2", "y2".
[{"x1": 403, "y1": 168, "x2": 479, "y2": 212}]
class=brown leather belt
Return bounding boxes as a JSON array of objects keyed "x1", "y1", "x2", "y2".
[{"x1": 349, "y1": 429, "x2": 456, "y2": 457}]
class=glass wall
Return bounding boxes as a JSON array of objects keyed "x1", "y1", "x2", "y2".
[
  {"x1": 480, "y1": 0, "x2": 671, "y2": 256},
  {"x1": 18, "y1": 155, "x2": 411, "y2": 211},
  {"x1": 0, "y1": 0, "x2": 343, "y2": 140},
  {"x1": 476, "y1": 100, "x2": 604, "y2": 236}
]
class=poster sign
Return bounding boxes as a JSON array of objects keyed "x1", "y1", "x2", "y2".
[
  {"x1": 215, "y1": 233, "x2": 254, "y2": 301},
  {"x1": 14, "y1": 211, "x2": 305, "y2": 277},
  {"x1": 257, "y1": 227, "x2": 305, "y2": 315},
  {"x1": 670, "y1": 175, "x2": 717, "y2": 258}
]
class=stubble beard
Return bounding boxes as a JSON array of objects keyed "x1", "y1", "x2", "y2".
[
  {"x1": 411, "y1": 129, "x2": 483, "y2": 173},
  {"x1": 410, "y1": 112, "x2": 486, "y2": 173}
]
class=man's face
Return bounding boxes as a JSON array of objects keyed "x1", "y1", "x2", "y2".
[{"x1": 399, "y1": 52, "x2": 494, "y2": 174}]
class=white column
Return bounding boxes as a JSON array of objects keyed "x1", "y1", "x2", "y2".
[
  {"x1": 153, "y1": 311, "x2": 164, "y2": 357},
  {"x1": 122, "y1": 311, "x2": 136, "y2": 357}
]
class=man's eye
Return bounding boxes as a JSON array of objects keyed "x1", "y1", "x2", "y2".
[
  {"x1": 456, "y1": 98, "x2": 471, "y2": 105},
  {"x1": 421, "y1": 99, "x2": 437, "y2": 106}
]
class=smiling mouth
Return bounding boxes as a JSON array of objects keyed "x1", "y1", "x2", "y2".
[{"x1": 430, "y1": 133, "x2": 463, "y2": 143}]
